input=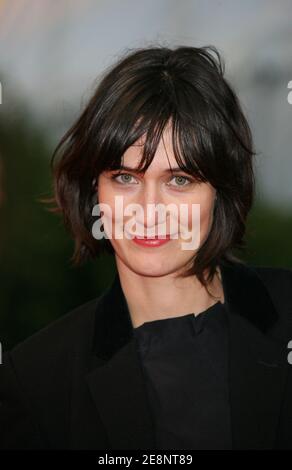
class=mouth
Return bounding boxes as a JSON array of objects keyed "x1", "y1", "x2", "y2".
[
  {"x1": 125, "y1": 230, "x2": 176, "y2": 240},
  {"x1": 131, "y1": 234, "x2": 172, "y2": 248},
  {"x1": 135, "y1": 234, "x2": 171, "y2": 240}
]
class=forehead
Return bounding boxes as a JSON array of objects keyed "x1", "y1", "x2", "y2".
[{"x1": 122, "y1": 124, "x2": 178, "y2": 172}]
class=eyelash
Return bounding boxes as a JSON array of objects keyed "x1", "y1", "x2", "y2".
[{"x1": 111, "y1": 172, "x2": 194, "y2": 188}]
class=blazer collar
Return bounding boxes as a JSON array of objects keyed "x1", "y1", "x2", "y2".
[
  {"x1": 85, "y1": 260, "x2": 288, "y2": 449},
  {"x1": 91, "y1": 259, "x2": 279, "y2": 360}
]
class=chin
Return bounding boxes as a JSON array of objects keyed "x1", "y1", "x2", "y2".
[
  {"x1": 121, "y1": 257, "x2": 176, "y2": 277},
  {"x1": 130, "y1": 268, "x2": 174, "y2": 278},
  {"x1": 124, "y1": 254, "x2": 191, "y2": 278}
]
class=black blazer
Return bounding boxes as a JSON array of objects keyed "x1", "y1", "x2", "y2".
[{"x1": 1, "y1": 260, "x2": 292, "y2": 450}]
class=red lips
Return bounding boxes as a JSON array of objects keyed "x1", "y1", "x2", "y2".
[
  {"x1": 132, "y1": 235, "x2": 172, "y2": 247},
  {"x1": 135, "y1": 234, "x2": 171, "y2": 240}
]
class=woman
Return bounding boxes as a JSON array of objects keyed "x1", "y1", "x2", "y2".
[{"x1": 1, "y1": 45, "x2": 292, "y2": 450}]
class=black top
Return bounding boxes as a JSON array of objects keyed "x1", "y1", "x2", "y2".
[{"x1": 132, "y1": 300, "x2": 232, "y2": 450}]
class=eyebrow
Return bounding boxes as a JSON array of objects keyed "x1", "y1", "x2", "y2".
[{"x1": 115, "y1": 165, "x2": 187, "y2": 174}]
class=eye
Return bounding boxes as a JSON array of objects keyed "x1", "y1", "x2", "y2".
[
  {"x1": 111, "y1": 173, "x2": 138, "y2": 185},
  {"x1": 168, "y1": 175, "x2": 194, "y2": 188}
]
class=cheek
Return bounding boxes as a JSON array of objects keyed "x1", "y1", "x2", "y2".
[
  {"x1": 96, "y1": 183, "x2": 116, "y2": 238},
  {"x1": 97, "y1": 180, "x2": 119, "y2": 218},
  {"x1": 185, "y1": 199, "x2": 214, "y2": 233},
  {"x1": 199, "y1": 201, "x2": 215, "y2": 240},
  {"x1": 97, "y1": 191, "x2": 131, "y2": 240},
  {"x1": 200, "y1": 200, "x2": 213, "y2": 220},
  {"x1": 97, "y1": 183, "x2": 113, "y2": 205}
]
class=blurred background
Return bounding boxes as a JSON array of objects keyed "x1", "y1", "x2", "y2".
[{"x1": 0, "y1": 0, "x2": 291, "y2": 350}]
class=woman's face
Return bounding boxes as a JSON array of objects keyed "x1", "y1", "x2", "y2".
[{"x1": 97, "y1": 125, "x2": 217, "y2": 278}]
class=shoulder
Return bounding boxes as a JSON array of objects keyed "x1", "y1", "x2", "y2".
[
  {"x1": 0, "y1": 289, "x2": 108, "y2": 402},
  {"x1": 247, "y1": 263, "x2": 292, "y2": 339},
  {"x1": 249, "y1": 263, "x2": 292, "y2": 305},
  {"x1": 250, "y1": 264, "x2": 292, "y2": 285},
  {"x1": 6, "y1": 294, "x2": 104, "y2": 364},
  {"x1": 220, "y1": 261, "x2": 292, "y2": 340},
  {"x1": 0, "y1": 291, "x2": 109, "y2": 448}
]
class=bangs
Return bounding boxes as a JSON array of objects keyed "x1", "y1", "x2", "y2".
[{"x1": 92, "y1": 74, "x2": 215, "y2": 184}]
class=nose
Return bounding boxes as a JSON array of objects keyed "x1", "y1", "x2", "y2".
[{"x1": 135, "y1": 183, "x2": 167, "y2": 234}]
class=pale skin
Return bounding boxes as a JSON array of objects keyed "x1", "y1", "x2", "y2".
[{"x1": 97, "y1": 123, "x2": 225, "y2": 329}]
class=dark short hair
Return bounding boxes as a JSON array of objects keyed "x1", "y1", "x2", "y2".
[{"x1": 46, "y1": 44, "x2": 256, "y2": 292}]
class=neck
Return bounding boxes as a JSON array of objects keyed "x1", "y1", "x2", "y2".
[{"x1": 115, "y1": 258, "x2": 224, "y2": 329}]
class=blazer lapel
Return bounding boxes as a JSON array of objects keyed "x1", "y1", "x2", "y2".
[
  {"x1": 86, "y1": 260, "x2": 288, "y2": 449},
  {"x1": 85, "y1": 272, "x2": 156, "y2": 449}
]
